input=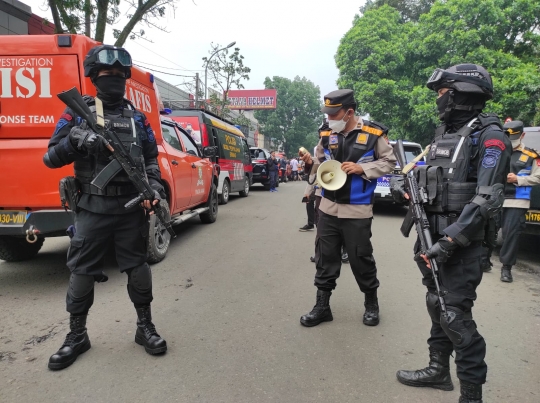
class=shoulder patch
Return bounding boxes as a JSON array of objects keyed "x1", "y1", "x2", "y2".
[
  {"x1": 361, "y1": 125, "x2": 383, "y2": 137},
  {"x1": 53, "y1": 119, "x2": 69, "y2": 136},
  {"x1": 484, "y1": 139, "x2": 506, "y2": 151},
  {"x1": 60, "y1": 113, "x2": 73, "y2": 122},
  {"x1": 523, "y1": 148, "x2": 538, "y2": 159},
  {"x1": 482, "y1": 149, "x2": 501, "y2": 169}
]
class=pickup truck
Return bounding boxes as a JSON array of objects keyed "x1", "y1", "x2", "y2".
[{"x1": 0, "y1": 34, "x2": 219, "y2": 263}]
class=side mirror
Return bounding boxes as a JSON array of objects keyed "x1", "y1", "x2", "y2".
[{"x1": 203, "y1": 146, "x2": 218, "y2": 158}]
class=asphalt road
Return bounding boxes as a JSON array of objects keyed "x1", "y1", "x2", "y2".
[{"x1": 1, "y1": 181, "x2": 539, "y2": 403}]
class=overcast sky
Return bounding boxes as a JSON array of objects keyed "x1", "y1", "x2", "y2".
[{"x1": 26, "y1": 0, "x2": 365, "y2": 98}]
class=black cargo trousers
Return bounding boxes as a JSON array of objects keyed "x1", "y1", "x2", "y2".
[
  {"x1": 499, "y1": 207, "x2": 528, "y2": 267},
  {"x1": 66, "y1": 208, "x2": 153, "y2": 314},
  {"x1": 314, "y1": 211, "x2": 379, "y2": 292},
  {"x1": 414, "y1": 235, "x2": 487, "y2": 385}
]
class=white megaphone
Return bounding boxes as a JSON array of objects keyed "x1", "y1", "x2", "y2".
[{"x1": 316, "y1": 160, "x2": 347, "y2": 191}]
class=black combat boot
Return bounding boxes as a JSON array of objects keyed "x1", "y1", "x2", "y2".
[
  {"x1": 501, "y1": 265, "x2": 513, "y2": 283},
  {"x1": 48, "y1": 314, "x2": 91, "y2": 370},
  {"x1": 458, "y1": 380, "x2": 482, "y2": 402},
  {"x1": 300, "y1": 290, "x2": 333, "y2": 327},
  {"x1": 396, "y1": 348, "x2": 454, "y2": 391},
  {"x1": 135, "y1": 305, "x2": 167, "y2": 355},
  {"x1": 363, "y1": 290, "x2": 379, "y2": 326}
]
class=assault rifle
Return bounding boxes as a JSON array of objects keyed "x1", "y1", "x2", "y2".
[
  {"x1": 393, "y1": 140, "x2": 446, "y2": 317},
  {"x1": 57, "y1": 87, "x2": 176, "y2": 238}
]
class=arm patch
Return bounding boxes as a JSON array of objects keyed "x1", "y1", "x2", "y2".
[
  {"x1": 484, "y1": 139, "x2": 505, "y2": 151},
  {"x1": 482, "y1": 149, "x2": 501, "y2": 169}
]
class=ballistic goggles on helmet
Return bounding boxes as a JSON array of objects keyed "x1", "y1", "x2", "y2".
[
  {"x1": 427, "y1": 68, "x2": 492, "y2": 96},
  {"x1": 87, "y1": 47, "x2": 132, "y2": 68}
]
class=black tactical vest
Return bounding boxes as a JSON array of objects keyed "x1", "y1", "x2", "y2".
[
  {"x1": 322, "y1": 120, "x2": 385, "y2": 205},
  {"x1": 74, "y1": 98, "x2": 146, "y2": 195},
  {"x1": 419, "y1": 113, "x2": 503, "y2": 213},
  {"x1": 505, "y1": 147, "x2": 538, "y2": 200}
]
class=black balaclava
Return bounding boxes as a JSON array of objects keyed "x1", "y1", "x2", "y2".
[
  {"x1": 93, "y1": 75, "x2": 126, "y2": 107},
  {"x1": 437, "y1": 89, "x2": 485, "y2": 132}
]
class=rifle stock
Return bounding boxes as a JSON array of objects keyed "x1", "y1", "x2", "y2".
[{"x1": 393, "y1": 140, "x2": 447, "y2": 317}]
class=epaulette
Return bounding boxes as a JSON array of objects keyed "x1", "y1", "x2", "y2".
[
  {"x1": 477, "y1": 113, "x2": 503, "y2": 130},
  {"x1": 320, "y1": 130, "x2": 331, "y2": 137},
  {"x1": 359, "y1": 119, "x2": 387, "y2": 137},
  {"x1": 523, "y1": 147, "x2": 539, "y2": 159}
]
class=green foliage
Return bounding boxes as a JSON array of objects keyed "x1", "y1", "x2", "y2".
[
  {"x1": 254, "y1": 76, "x2": 322, "y2": 156},
  {"x1": 337, "y1": 0, "x2": 540, "y2": 145},
  {"x1": 360, "y1": 0, "x2": 435, "y2": 22}
]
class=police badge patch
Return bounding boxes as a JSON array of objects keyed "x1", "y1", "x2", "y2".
[
  {"x1": 482, "y1": 149, "x2": 501, "y2": 169},
  {"x1": 356, "y1": 133, "x2": 368, "y2": 145},
  {"x1": 329, "y1": 134, "x2": 338, "y2": 149}
]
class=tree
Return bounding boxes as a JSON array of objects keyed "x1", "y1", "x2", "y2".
[
  {"x1": 336, "y1": 0, "x2": 540, "y2": 145},
  {"x1": 44, "y1": 0, "x2": 181, "y2": 46},
  {"x1": 254, "y1": 76, "x2": 322, "y2": 156},
  {"x1": 202, "y1": 43, "x2": 251, "y2": 119},
  {"x1": 360, "y1": 0, "x2": 435, "y2": 22}
]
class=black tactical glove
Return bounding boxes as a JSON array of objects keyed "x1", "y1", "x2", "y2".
[
  {"x1": 69, "y1": 127, "x2": 106, "y2": 153},
  {"x1": 390, "y1": 176, "x2": 408, "y2": 204},
  {"x1": 424, "y1": 237, "x2": 458, "y2": 264}
]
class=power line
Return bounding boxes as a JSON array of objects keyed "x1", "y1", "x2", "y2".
[
  {"x1": 130, "y1": 40, "x2": 204, "y2": 72},
  {"x1": 133, "y1": 64, "x2": 196, "y2": 78},
  {"x1": 133, "y1": 60, "x2": 204, "y2": 72}
]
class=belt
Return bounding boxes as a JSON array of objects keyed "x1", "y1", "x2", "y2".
[{"x1": 81, "y1": 183, "x2": 137, "y2": 196}]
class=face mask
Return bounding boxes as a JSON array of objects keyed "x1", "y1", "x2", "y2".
[
  {"x1": 436, "y1": 91, "x2": 451, "y2": 120},
  {"x1": 511, "y1": 139, "x2": 521, "y2": 149},
  {"x1": 328, "y1": 110, "x2": 351, "y2": 133},
  {"x1": 93, "y1": 75, "x2": 126, "y2": 105}
]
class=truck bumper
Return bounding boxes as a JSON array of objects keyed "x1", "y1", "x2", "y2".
[{"x1": 0, "y1": 210, "x2": 74, "y2": 237}]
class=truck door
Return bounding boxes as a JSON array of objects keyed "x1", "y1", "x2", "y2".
[
  {"x1": 176, "y1": 127, "x2": 211, "y2": 206},
  {"x1": 161, "y1": 122, "x2": 192, "y2": 210}
]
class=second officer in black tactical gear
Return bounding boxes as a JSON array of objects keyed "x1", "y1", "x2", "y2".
[
  {"x1": 43, "y1": 45, "x2": 167, "y2": 370},
  {"x1": 499, "y1": 121, "x2": 540, "y2": 282},
  {"x1": 391, "y1": 64, "x2": 511, "y2": 403}
]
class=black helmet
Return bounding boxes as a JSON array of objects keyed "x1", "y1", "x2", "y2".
[
  {"x1": 427, "y1": 63, "x2": 493, "y2": 100},
  {"x1": 84, "y1": 45, "x2": 132, "y2": 80},
  {"x1": 318, "y1": 118, "x2": 329, "y2": 133},
  {"x1": 503, "y1": 120, "x2": 524, "y2": 140}
]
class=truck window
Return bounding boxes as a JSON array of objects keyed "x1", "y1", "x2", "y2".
[
  {"x1": 177, "y1": 128, "x2": 200, "y2": 157},
  {"x1": 242, "y1": 139, "x2": 251, "y2": 164},
  {"x1": 162, "y1": 123, "x2": 183, "y2": 152},
  {"x1": 404, "y1": 146, "x2": 422, "y2": 163}
]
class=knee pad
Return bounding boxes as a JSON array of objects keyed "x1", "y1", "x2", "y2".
[
  {"x1": 426, "y1": 292, "x2": 441, "y2": 324},
  {"x1": 127, "y1": 264, "x2": 152, "y2": 293},
  {"x1": 68, "y1": 274, "x2": 94, "y2": 300},
  {"x1": 440, "y1": 306, "x2": 476, "y2": 348}
]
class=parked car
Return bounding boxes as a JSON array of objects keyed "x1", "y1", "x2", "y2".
[
  {"x1": 374, "y1": 140, "x2": 424, "y2": 204},
  {"x1": 0, "y1": 34, "x2": 220, "y2": 264},
  {"x1": 168, "y1": 110, "x2": 253, "y2": 204},
  {"x1": 249, "y1": 147, "x2": 278, "y2": 190}
]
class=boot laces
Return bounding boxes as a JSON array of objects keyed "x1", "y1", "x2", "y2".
[
  {"x1": 61, "y1": 331, "x2": 80, "y2": 348},
  {"x1": 141, "y1": 320, "x2": 159, "y2": 338}
]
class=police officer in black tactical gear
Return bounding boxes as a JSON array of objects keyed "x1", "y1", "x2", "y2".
[
  {"x1": 499, "y1": 121, "x2": 540, "y2": 283},
  {"x1": 43, "y1": 45, "x2": 167, "y2": 370},
  {"x1": 391, "y1": 64, "x2": 511, "y2": 403},
  {"x1": 300, "y1": 89, "x2": 396, "y2": 328}
]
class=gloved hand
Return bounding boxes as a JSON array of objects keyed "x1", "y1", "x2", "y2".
[
  {"x1": 424, "y1": 237, "x2": 458, "y2": 264},
  {"x1": 390, "y1": 176, "x2": 408, "y2": 204},
  {"x1": 69, "y1": 127, "x2": 106, "y2": 153},
  {"x1": 141, "y1": 190, "x2": 161, "y2": 212}
]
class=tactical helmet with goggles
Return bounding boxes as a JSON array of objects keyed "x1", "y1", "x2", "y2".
[
  {"x1": 84, "y1": 45, "x2": 132, "y2": 80},
  {"x1": 427, "y1": 64, "x2": 493, "y2": 100}
]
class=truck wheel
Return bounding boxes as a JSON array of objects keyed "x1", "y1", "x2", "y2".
[
  {"x1": 147, "y1": 200, "x2": 172, "y2": 264},
  {"x1": 239, "y1": 177, "x2": 250, "y2": 197},
  {"x1": 0, "y1": 236, "x2": 45, "y2": 262},
  {"x1": 219, "y1": 180, "x2": 230, "y2": 205},
  {"x1": 200, "y1": 184, "x2": 218, "y2": 224}
]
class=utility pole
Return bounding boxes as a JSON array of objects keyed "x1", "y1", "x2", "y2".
[{"x1": 195, "y1": 73, "x2": 199, "y2": 108}]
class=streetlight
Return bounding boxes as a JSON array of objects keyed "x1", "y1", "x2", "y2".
[{"x1": 204, "y1": 41, "x2": 236, "y2": 101}]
